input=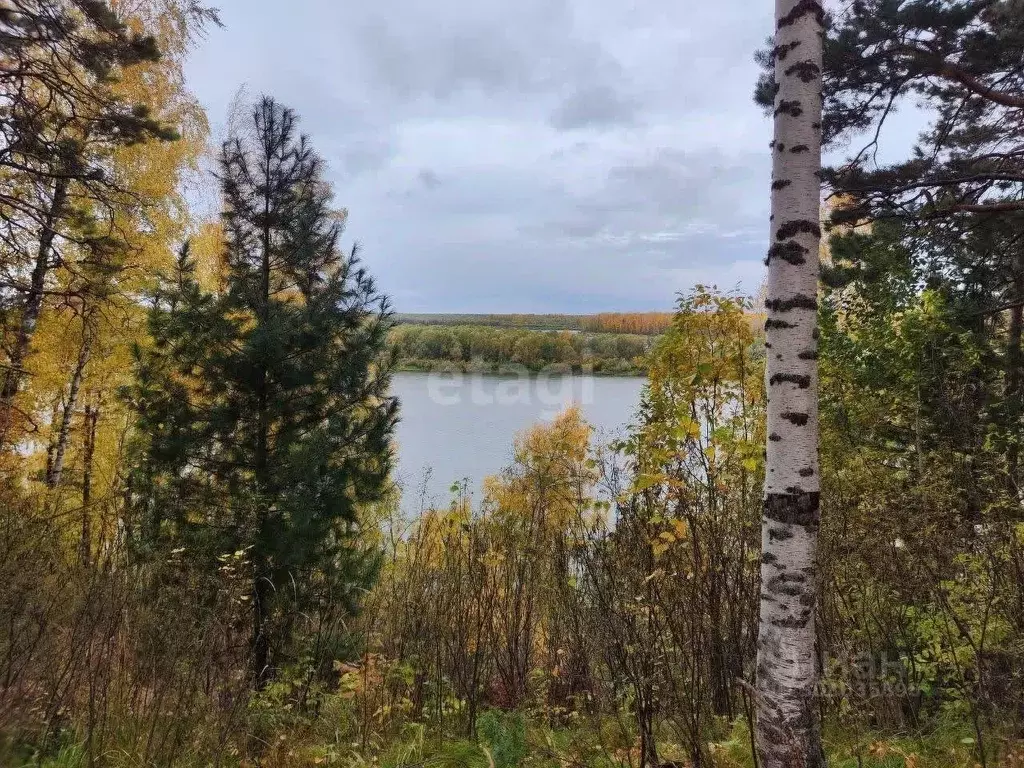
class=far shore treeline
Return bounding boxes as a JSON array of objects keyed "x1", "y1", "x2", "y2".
[
  {"x1": 389, "y1": 320, "x2": 653, "y2": 375},
  {"x1": 394, "y1": 312, "x2": 675, "y2": 335},
  {"x1": 388, "y1": 312, "x2": 765, "y2": 375}
]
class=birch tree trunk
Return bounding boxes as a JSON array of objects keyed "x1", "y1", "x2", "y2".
[
  {"x1": 756, "y1": 0, "x2": 825, "y2": 765},
  {"x1": 47, "y1": 320, "x2": 94, "y2": 489},
  {"x1": 0, "y1": 179, "x2": 69, "y2": 452},
  {"x1": 80, "y1": 402, "x2": 99, "y2": 567}
]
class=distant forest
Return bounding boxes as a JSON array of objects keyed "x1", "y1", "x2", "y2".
[
  {"x1": 394, "y1": 312, "x2": 674, "y2": 335},
  {"x1": 389, "y1": 324, "x2": 653, "y2": 375}
]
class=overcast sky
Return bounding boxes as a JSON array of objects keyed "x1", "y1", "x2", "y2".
[{"x1": 183, "y1": 1, "x2": 790, "y2": 312}]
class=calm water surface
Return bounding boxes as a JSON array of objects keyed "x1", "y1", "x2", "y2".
[{"x1": 390, "y1": 372, "x2": 646, "y2": 510}]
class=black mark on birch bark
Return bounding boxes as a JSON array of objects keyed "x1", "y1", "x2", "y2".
[
  {"x1": 772, "y1": 40, "x2": 802, "y2": 61},
  {"x1": 771, "y1": 613, "x2": 811, "y2": 629},
  {"x1": 764, "y1": 491, "x2": 820, "y2": 527},
  {"x1": 769, "y1": 373, "x2": 811, "y2": 388},
  {"x1": 767, "y1": 573, "x2": 807, "y2": 596},
  {"x1": 777, "y1": 0, "x2": 824, "y2": 29},
  {"x1": 765, "y1": 294, "x2": 818, "y2": 312},
  {"x1": 785, "y1": 60, "x2": 821, "y2": 82},
  {"x1": 772, "y1": 179, "x2": 792, "y2": 190},
  {"x1": 765, "y1": 318, "x2": 796, "y2": 330},
  {"x1": 781, "y1": 411, "x2": 809, "y2": 426},
  {"x1": 766, "y1": 241, "x2": 807, "y2": 266},
  {"x1": 776, "y1": 219, "x2": 820, "y2": 240},
  {"x1": 774, "y1": 100, "x2": 803, "y2": 117}
]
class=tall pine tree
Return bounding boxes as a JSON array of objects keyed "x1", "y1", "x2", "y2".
[{"x1": 128, "y1": 97, "x2": 398, "y2": 687}]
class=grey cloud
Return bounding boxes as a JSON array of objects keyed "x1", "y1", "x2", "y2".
[
  {"x1": 604, "y1": 149, "x2": 768, "y2": 218},
  {"x1": 185, "y1": 0, "x2": 776, "y2": 312},
  {"x1": 357, "y1": 20, "x2": 533, "y2": 99},
  {"x1": 549, "y1": 85, "x2": 638, "y2": 131},
  {"x1": 418, "y1": 169, "x2": 442, "y2": 190},
  {"x1": 235, "y1": 72, "x2": 399, "y2": 180},
  {"x1": 550, "y1": 141, "x2": 591, "y2": 160},
  {"x1": 351, "y1": 0, "x2": 628, "y2": 106},
  {"x1": 528, "y1": 148, "x2": 768, "y2": 250},
  {"x1": 338, "y1": 138, "x2": 396, "y2": 177}
]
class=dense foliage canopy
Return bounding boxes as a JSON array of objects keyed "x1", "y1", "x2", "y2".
[{"x1": 389, "y1": 323, "x2": 653, "y2": 375}]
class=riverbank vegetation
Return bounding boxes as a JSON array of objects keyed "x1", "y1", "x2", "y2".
[
  {"x1": 394, "y1": 313, "x2": 674, "y2": 335},
  {"x1": 389, "y1": 324, "x2": 652, "y2": 375},
  {"x1": 2, "y1": 1, "x2": 1024, "y2": 767}
]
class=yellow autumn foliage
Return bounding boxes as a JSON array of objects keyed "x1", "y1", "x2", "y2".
[
  {"x1": 21, "y1": 0, "x2": 215, "y2": 548},
  {"x1": 483, "y1": 406, "x2": 595, "y2": 530}
]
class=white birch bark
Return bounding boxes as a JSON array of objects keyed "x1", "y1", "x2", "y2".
[
  {"x1": 756, "y1": 0, "x2": 825, "y2": 765},
  {"x1": 47, "y1": 324, "x2": 93, "y2": 489}
]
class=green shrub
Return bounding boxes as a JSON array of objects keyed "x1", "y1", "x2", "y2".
[{"x1": 477, "y1": 710, "x2": 527, "y2": 768}]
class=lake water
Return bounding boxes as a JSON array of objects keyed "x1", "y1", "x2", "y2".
[{"x1": 390, "y1": 372, "x2": 646, "y2": 510}]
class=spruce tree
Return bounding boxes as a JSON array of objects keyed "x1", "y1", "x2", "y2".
[{"x1": 128, "y1": 97, "x2": 398, "y2": 687}]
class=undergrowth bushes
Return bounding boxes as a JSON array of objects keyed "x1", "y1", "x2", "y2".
[{"x1": 4, "y1": 289, "x2": 1024, "y2": 767}]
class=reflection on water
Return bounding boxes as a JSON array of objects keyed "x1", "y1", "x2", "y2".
[{"x1": 390, "y1": 371, "x2": 646, "y2": 511}]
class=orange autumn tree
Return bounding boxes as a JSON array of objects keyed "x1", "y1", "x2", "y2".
[
  {"x1": 482, "y1": 408, "x2": 595, "y2": 709},
  {"x1": 582, "y1": 312, "x2": 674, "y2": 335}
]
